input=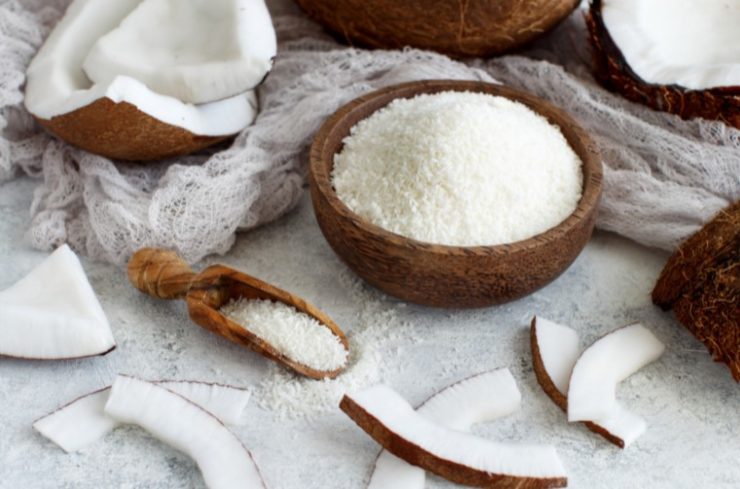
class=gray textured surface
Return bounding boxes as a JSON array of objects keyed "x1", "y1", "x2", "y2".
[{"x1": 0, "y1": 176, "x2": 738, "y2": 488}]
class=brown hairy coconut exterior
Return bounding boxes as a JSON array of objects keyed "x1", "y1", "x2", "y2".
[
  {"x1": 653, "y1": 201, "x2": 740, "y2": 382},
  {"x1": 294, "y1": 0, "x2": 580, "y2": 57},
  {"x1": 587, "y1": 0, "x2": 740, "y2": 128},
  {"x1": 37, "y1": 99, "x2": 231, "y2": 161}
]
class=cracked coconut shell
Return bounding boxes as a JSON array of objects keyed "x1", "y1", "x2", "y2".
[
  {"x1": 24, "y1": 0, "x2": 273, "y2": 162},
  {"x1": 294, "y1": 0, "x2": 580, "y2": 57},
  {"x1": 587, "y1": 0, "x2": 740, "y2": 128},
  {"x1": 36, "y1": 100, "x2": 231, "y2": 161},
  {"x1": 653, "y1": 201, "x2": 740, "y2": 381}
]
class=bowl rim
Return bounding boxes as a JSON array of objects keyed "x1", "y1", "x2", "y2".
[{"x1": 309, "y1": 79, "x2": 603, "y2": 257}]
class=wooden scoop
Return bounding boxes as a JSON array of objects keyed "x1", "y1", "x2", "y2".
[{"x1": 127, "y1": 248, "x2": 349, "y2": 379}]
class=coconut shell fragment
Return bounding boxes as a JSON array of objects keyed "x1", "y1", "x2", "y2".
[
  {"x1": 37, "y1": 99, "x2": 230, "y2": 161},
  {"x1": 653, "y1": 201, "x2": 740, "y2": 381},
  {"x1": 586, "y1": 0, "x2": 740, "y2": 128},
  {"x1": 295, "y1": 0, "x2": 580, "y2": 57}
]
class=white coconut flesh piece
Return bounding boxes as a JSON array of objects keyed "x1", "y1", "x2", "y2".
[
  {"x1": 567, "y1": 323, "x2": 665, "y2": 425},
  {"x1": 33, "y1": 380, "x2": 250, "y2": 453},
  {"x1": 105, "y1": 376, "x2": 265, "y2": 488},
  {"x1": 368, "y1": 369, "x2": 522, "y2": 489},
  {"x1": 342, "y1": 385, "x2": 567, "y2": 487},
  {"x1": 83, "y1": 0, "x2": 276, "y2": 104},
  {"x1": 33, "y1": 388, "x2": 116, "y2": 453},
  {"x1": 532, "y1": 317, "x2": 652, "y2": 447},
  {"x1": 532, "y1": 317, "x2": 581, "y2": 401},
  {"x1": 602, "y1": 0, "x2": 740, "y2": 89},
  {"x1": 24, "y1": 0, "x2": 258, "y2": 137},
  {"x1": 0, "y1": 245, "x2": 115, "y2": 359},
  {"x1": 156, "y1": 381, "x2": 251, "y2": 426}
]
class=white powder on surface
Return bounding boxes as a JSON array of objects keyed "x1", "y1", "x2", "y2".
[
  {"x1": 332, "y1": 91, "x2": 584, "y2": 246},
  {"x1": 220, "y1": 298, "x2": 348, "y2": 372},
  {"x1": 254, "y1": 270, "x2": 419, "y2": 420}
]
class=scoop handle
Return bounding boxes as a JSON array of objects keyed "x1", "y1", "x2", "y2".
[{"x1": 127, "y1": 248, "x2": 198, "y2": 300}]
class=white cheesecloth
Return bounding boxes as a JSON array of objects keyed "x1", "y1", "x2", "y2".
[{"x1": 1, "y1": 0, "x2": 738, "y2": 265}]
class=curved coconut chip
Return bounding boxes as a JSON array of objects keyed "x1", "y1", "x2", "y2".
[
  {"x1": 0, "y1": 245, "x2": 115, "y2": 360},
  {"x1": 104, "y1": 375, "x2": 265, "y2": 488},
  {"x1": 531, "y1": 317, "x2": 646, "y2": 448},
  {"x1": 34, "y1": 380, "x2": 251, "y2": 452},
  {"x1": 587, "y1": 0, "x2": 740, "y2": 128},
  {"x1": 530, "y1": 317, "x2": 579, "y2": 411},
  {"x1": 368, "y1": 369, "x2": 521, "y2": 488},
  {"x1": 566, "y1": 323, "x2": 664, "y2": 447},
  {"x1": 341, "y1": 384, "x2": 567, "y2": 489}
]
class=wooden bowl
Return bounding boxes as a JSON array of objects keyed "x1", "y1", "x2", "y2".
[
  {"x1": 309, "y1": 80, "x2": 602, "y2": 308},
  {"x1": 294, "y1": 0, "x2": 580, "y2": 57}
]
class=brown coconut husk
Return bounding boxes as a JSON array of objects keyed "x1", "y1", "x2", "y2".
[
  {"x1": 586, "y1": 0, "x2": 740, "y2": 129},
  {"x1": 37, "y1": 98, "x2": 231, "y2": 161},
  {"x1": 294, "y1": 0, "x2": 580, "y2": 58},
  {"x1": 653, "y1": 201, "x2": 740, "y2": 309},
  {"x1": 653, "y1": 202, "x2": 740, "y2": 382}
]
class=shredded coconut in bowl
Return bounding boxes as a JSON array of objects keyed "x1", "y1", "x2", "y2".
[
  {"x1": 221, "y1": 298, "x2": 348, "y2": 372},
  {"x1": 332, "y1": 91, "x2": 584, "y2": 246}
]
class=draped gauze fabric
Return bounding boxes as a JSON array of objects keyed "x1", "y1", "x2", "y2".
[{"x1": 1, "y1": 0, "x2": 737, "y2": 264}]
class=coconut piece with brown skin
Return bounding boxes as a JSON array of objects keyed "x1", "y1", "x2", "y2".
[
  {"x1": 587, "y1": 0, "x2": 740, "y2": 128},
  {"x1": 368, "y1": 369, "x2": 522, "y2": 488},
  {"x1": 104, "y1": 375, "x2": 266, "y2": 489},
  {"x1": 294, "y1": 0, "x2": 580, "y2": 58},
  {"x1": 341, "y1": 384, "x2": 568, "y2": 489},
  {"x1": 653, "y1": 201, "x2": 740, "y2": 381},
  {"x1": 531, "y1": 317, "x2": 649, "y2": 448},
  {"x1": 35, "y1": 97, "x2": 248, "y2": 162},
  {"x1": 24, "y1": 0, "x2": 274, "y2": 161}
]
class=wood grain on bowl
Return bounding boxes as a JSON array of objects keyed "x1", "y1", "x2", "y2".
[
  {"x1": 309, "y1": 80, "x2": 602, "y2": 308},
  {"x1": 294, "y1": 0, "x2": 580, "y2": 57}
]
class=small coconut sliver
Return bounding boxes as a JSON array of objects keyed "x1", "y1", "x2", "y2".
[{"x1": 221, "y1": 298, "x2": 348, "y2": 372}]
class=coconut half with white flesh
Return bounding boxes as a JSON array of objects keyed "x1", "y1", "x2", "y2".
[
  {"x1": 104, "y1": 375, "x2": 266, "y2": 488},
  {"x1": 0, "y1": 245, "x2": 115, "y2": 360},
  {"x1": 368, "y1": 369, "x2": 521, "y2": 489},
  {"x1": 83, "y1": 0, "x2": 276, "y2": 105},
  {"x1": 531, "y1": 317, "x2": 654, "y2": 448},
  {"x1": 24, "y1": 0, "x2": 274, "y2": 161},
  {"x1": 587, "y1": 0, "x2": 740, "y2": 127},
  {"x1": 34, "y1": 380, "x2": 250, "y2": 452},
  {"x1": 341, "y1": 384, "x2": 567, "y2": 489},
  {"x1": 567, "y1": 323, "x2": 664, "y2": 443}
]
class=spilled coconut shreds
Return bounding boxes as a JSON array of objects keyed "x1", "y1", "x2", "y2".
[
  {"x1": 221, "y1": 298, "x2": 348, "y2": 372},
  {"x1": 254, "y1": 269, "x2": 419, "y2": 419},
  {"x1": 332, "y1": 91, "x2": 584, "y2": 246}
]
